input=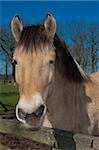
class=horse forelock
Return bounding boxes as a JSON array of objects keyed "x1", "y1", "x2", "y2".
[{"x1": 17, "y1": 24, "x2": 53, "y2": 52}]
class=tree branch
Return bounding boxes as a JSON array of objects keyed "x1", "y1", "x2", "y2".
[{"x1": 0, "y1": 44, "x2": 12, "y2": 62}]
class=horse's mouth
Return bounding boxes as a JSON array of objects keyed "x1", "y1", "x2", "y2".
[{"x1": 16, "y1": 104, "x2": 46, "y2": 129}]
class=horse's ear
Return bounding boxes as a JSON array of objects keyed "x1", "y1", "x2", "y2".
[
  {"x1": 44, "y1": 13, "x2": 56, "y2": 39},
  {"x1": 11, "y1": 15, "x2": 23, "y2": 42}
]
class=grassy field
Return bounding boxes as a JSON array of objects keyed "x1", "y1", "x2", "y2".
[{"x1": 0, "y1": 82, "x2": 19, "y2": 111}]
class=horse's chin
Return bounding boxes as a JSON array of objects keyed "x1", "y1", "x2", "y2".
[
  {"x1": 22, "y1": 119, "x2": 43, "y2": 130},
  {"x1": 23, "y1": 113, "x2": 44, "y2": 130}
]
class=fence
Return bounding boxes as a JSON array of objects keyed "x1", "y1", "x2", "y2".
[{"x1": 0, "y1": 117, "x2": 99, "y2": 150}]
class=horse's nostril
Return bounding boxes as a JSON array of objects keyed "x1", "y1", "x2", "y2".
[{"x1": 35, "y1": 105, "x2": 46, "y2": 118}]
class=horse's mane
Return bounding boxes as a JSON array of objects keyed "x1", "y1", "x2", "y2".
[
  {"x1": 17, "y1": 24, "x2": 88, "y2": 83},
  {"x1": 54, "y1": 34, "x2": 88, "y2": 82}
]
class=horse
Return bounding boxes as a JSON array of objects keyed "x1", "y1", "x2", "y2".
[{"x1": 11, "y1": 14, "x2": 99, "y2": 135}]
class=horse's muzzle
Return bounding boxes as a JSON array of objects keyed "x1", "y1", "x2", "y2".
[{"x1": 16, "y1": 104, "x2": 46, "y2": 129}]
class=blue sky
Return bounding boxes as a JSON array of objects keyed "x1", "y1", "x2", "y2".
[{"x1": 0, "y1": 1, "x2": 99, "y2": 27}]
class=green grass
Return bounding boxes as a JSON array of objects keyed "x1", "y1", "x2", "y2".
[{"x1": 0, "y1": 82, "x2": 19, "y2": 111}]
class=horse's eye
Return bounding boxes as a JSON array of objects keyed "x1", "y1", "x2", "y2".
[
  {"x1": 12, "y1": 59, "x2": 17, "y2": 65},
  {"x1": 49, "y1": 60, "x2": 54, "y2": 64}
]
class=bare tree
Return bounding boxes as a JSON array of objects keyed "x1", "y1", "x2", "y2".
[
  {"x1": 58, "y1": 21, "x2": 99, "y2": 74},
  {"x1": 0, "y1": 25, "x2": 16, "y2": 81},
  {"x1": 5, "y1": 55, "x2": 8, "y2": 81},
  {"x1": 86, "y1": 23, "x2": 99, "y2": 72}
]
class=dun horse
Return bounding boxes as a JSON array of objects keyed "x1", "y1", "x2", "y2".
[{"x1": 11, "y1": 14, "x2": 99, "y2": 135}]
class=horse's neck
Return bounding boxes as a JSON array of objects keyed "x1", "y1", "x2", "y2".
[
  {"x1": 46, "y1": 70, "x2": 90, "y2": 133},
  {"x1": 46, "y1": 71, "x2": 80, "y2": 129},
  {"x1": 48, "y1": 70, "x2": 80, "y2": 105}
]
